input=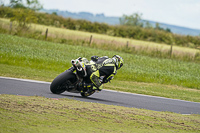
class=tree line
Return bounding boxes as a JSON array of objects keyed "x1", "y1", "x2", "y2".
[{"x1": 0, "y1": 1, "x2": 200, "y2": 48}]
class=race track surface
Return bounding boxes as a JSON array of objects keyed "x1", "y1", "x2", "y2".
[{"x1": 0, "y1": 77, "x2": 199, "y2": 114}]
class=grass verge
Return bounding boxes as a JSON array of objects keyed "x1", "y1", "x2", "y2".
[{"x1": 0, "y1": 94, "x2": 200, "y2": 133}]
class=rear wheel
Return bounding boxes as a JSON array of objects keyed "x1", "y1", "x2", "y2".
[{"x1": 50, "y1": 70, "x2": 77, "y2": 94}]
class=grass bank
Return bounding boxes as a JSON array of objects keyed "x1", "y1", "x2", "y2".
[
  {"x1": 0, "y1": 94, "x2": 200, "y2": 133},
  {"x1": 0, "y1": 34, "x2": 200, "y2": 102}
]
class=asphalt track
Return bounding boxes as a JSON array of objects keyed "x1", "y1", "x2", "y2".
[{"x1": 0, "y1": 76, "x2": 199, "y2": 114}]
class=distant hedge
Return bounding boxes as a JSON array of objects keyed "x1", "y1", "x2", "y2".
[{"x1": 0, "y1": 6, "x2": 200, "y2": 47}]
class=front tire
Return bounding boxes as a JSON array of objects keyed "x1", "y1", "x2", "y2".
[{"x1": 50, "y1": 70, "x2": 77, "y2": 94}]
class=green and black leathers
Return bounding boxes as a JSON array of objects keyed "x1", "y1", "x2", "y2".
[{"x1": 84, "y1": 56, "x2": 117, "y2": 90}]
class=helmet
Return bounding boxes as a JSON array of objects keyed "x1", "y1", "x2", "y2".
[{"x1": 112, "y1": 55, "x2": 124, "y2": 70}]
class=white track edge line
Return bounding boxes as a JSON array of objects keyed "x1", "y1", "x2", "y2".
[
  {"x1": 103, "y1": 89, "x2": 200, "y2": 104},
  {"x1": 0, "y1": 76, "x2": 51, "y2": 84}
]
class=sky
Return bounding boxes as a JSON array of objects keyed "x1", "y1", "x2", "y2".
[{"x1": 2, "y1": 0, "x2": 200, "y2": 29}]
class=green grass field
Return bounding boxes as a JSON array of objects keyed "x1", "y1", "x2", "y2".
[
  {"x1": 1, "y1": 94, "x2": 200, "y2": 133},
  {"x1": 1, "y1": 18, "x2": 200, "y2": 132},
  {"x1": 0, "y1": 33, "x2": 200, "y2": 102}
]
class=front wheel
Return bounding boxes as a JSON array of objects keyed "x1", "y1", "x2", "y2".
[{"x1": 50, "y1": 70, "x2": 77, "y2": 94}]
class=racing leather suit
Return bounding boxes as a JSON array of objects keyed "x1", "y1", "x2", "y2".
[{"x1": 85, "y1": 56, "x2": 117, "y2": 90}]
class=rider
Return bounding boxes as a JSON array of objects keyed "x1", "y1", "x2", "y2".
[{"x1": 76, "y1": 55, "x2": 124, "y2": 91}]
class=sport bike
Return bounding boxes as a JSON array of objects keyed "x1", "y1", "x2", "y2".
[{"x1": 50, "y1": 58, "x2": 100, "y2": 97}]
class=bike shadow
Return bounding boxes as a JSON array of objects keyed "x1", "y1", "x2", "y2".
[{"x1": 57, "y1": 93, "x2": 121, "y2": 105}]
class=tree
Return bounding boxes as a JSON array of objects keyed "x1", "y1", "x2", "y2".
[
  {"x1": 9, "y1": 0, "x2": 42, "y2": 11},
  {"x1": 26, "y1": 0, "x2": 43, "y2": 11},
  {"x1": 119, "y1": 13, "x2": 143, "y2": 27},
  {"x1": 145, "y1": 21, "x2": 152, "y2": 28},
  {"x1": 10, "y1": 8, "x2": 38, "y2": 28},
  {"x1": 52, "y1": 12, "x2": 57, "y2": 15},
  {"x1": 155, "y1": 23, "x2": 161, "y2": 30},
  {"x1": 9, "y1": 0, "x2": 25, "y2": 9},
  {"x1": 155, "y1": 23, "x2": 171, "y2": 33},
  {"x1": 9, "y1": 0, "x2": 42, "y2": 30},
  {"x1": 165, "y1": 28, "x2": 171, "y2": 33}
]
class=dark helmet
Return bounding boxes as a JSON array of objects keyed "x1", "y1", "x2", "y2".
[{"x1": 112, "y1": 55, "x2": 124, "y2": 70}]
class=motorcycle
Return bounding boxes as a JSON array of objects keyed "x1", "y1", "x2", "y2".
[{"x1": 50, "y1": 57, "x2": 99, "y2": 97}]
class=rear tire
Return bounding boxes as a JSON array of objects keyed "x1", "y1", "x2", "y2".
[{"x1": 50, "y1": 70, "x2": 77, "y2": 94}]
